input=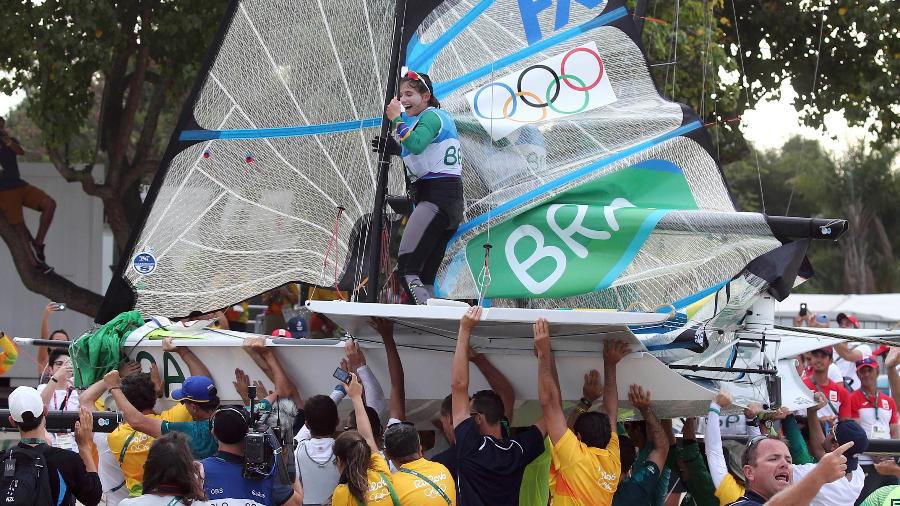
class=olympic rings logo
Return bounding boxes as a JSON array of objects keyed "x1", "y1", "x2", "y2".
[{"x1": 472, "y1": 46, "x2": 606, "y2": 123}]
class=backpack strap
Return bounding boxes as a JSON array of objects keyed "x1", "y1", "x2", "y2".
[{"x1": 398, "y1": 468, "x2": 451, "y2": 505}]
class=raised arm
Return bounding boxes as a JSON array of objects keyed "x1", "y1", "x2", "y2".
[
  {"x1": 347, "y1": 372, "x2": 378, "y2": 453},
  {"x1": 345, "y1": 340, "x2": 387, "y2": 415},
  {"x1": 37, "y1": 303, "x2": 58, "y2": 374},
  {"x1": 629, "y1": 384, "x2": 668, "y2": 469},
  {"x1": 452, "y1": 306, "x2": 481, "y2": 428},
  {"x1": 834, "y1": 342, "x2": 863, "y2": 362},
  {"x1": 78, "y1": 377, "x2": 109, "y2": 409},
  {"x1": 602, "y1": 340, "x2": 629, "y2": 422},
  {"x1": 162, "y1": 337, "x2": 212, "y2": 379},
  {"x1": 470, "y1": 348, "x2": 515, "y2": 422},
  {"x1": 104, "y1": 370, "x2": 162, "y2": 437},
  {"x1": 568, "y1": 370, "x2": 602, "y2": 429},
  {"x1": 886, "y1": 348, "x2": 900, "y2": 411},
  {"x1": 371, "y1": 318, "x2": 405, "y2": 422},
  {"x1": 41, "y1": 358, "x2": 72, "y2": 406},
  {"x1": 806, "y1": 392, "x2": 829, "y2": 461},
  {"x1": 534, "y1": 318, "x2": 563, "y2": 441},
  {"x1": 245, "y1": 337, "x2": 303, "y2": 407},
  {"x1": 705, "y1": 389, "x2": 732, "y2": 488}
]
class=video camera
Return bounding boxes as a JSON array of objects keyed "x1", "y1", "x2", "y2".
[{"x1": 242, "y1": 385, "x2": 293, "y2": 482}]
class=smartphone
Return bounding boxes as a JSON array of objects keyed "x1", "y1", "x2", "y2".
[
  {"x1": 333, "y1": 367, "x2": 352, "y2": 385},
  {"x1": 799, "y1": 303, "x2": 808, "y2": 317}
]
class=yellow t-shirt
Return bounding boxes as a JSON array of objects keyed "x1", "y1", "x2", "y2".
[
  {"x1": 714, "y1": 473, "x2": 745, "y2": 505},
  {"x1": 331, "y1": 453, "x2": 394, "y2": 506},
  {"x1": 392, "y1": 457, "x2": 456, "y2": 505},
  {"x1": 549, "y1": 429, "x2": 621, "y2": 506},
  {"x1": 107, "y1": 403, "x2": 191, "y2": 496}
]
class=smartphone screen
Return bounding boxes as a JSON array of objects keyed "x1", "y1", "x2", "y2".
[{"x1": 333, "y1": 368, "x2": 352, "y2": 384}]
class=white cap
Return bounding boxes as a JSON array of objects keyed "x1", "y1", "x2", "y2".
[{"x1": 8, "y1": 386, "x2": 44, "y2": 423}]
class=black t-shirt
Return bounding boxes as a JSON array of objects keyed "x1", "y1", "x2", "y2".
[
  {"x1": 0, "y1": 138, "x2": 25, "y2": 191},
  {"x1": 431, "y1": 444, "x2": 457, "y2": 479},
  {"x1": 16, "y1": 442, "x2": 103, "y2": 506},
  {"x1": 454, "y1": 417, "x2": 545, "y2": 506},
  {"x1": 727, "y1": 490, "x2": 767, "y2": 506}
]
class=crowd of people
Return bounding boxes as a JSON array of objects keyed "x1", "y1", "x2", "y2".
[{"x1": 4, "y1": 304, "x2": 900, "y2": 506}]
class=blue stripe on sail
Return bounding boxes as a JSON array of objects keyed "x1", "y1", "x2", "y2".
[
  {"x1": 632, "y1": 159, "x2": 684, "y2": 174},
  {"x1": 406, "y1": 0, "x2": 496, "y2": 73},
  {"x1": 595, "y1": 209, "x2": 669, "y2": 290},
  {"x1": 178, "y1": 117, "x2": 382, "y2": 141},
  {"x1": 433, "y1": 6, "x2": 629, "y2": 97},
  {"x1": 451, "y1": 121, "x2": 703, "y2": 241},
  {"x1": 670, "y1": 279, "x2": 729, "y2": 309}
]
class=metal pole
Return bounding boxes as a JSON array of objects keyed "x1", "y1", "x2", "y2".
[{"x1": 366, "y1": 0, "x2": 409, "y2": 303}]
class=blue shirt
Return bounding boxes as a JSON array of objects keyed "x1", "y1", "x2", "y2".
[{"x1": 201, "y1": 451, "x2": 293, "y2": 506}]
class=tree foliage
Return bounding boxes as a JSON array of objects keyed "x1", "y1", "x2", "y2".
[{"x1": 0, "y1": 0, "x2": 225, "y2": 314}]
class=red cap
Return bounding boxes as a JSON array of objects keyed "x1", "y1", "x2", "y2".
[
  {"x1": 271, "y1": 328, "x2": 290, "y2": 338},
  {"x1": 874, "y1": 345, "x2": 890, "y2": 357},
  {"x1": 856, "y1": 356, "x2": 878, "y2": 370},
  {"x1": 812, "y1": 346, "x2": 834, "y2": 356},
  {"x1": 847, "y1": 315, "x2": 860, "y2": 328}
]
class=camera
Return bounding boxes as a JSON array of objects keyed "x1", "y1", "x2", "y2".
[{"x1": 242, "y1": 385, "x2": 292, "y2": 482}]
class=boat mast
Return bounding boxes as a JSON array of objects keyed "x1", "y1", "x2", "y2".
[{"x1": 366, "y1": 0, "x2": 409, "y2": 303}]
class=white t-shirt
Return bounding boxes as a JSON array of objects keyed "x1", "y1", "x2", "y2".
[
  {"x1": 834, "y1": 344, "x2": 872, "y2": 391},
  {"x1": 36, "y1": 382, "x2": 80, "y2": 411},
  {"x1": 791, "y1": 463, "x2": 865, "y2": 506},
  {"x1": 94, "y1": 432, "x2": 128, "y2": 506}
]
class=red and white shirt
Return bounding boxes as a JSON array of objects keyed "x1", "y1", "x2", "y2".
[
  {"x1": 803, "y1": 377, "x2": 851, "y2": 419},
  {"x1": 850, "y1": 389, "x2": 897, "y2": 464}
]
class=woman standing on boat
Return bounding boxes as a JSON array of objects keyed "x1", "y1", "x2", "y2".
[{"x1": 379, "y1": 70, "x2": 464, "y2": 305}]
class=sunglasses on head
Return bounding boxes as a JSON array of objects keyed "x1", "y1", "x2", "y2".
[{"x1": 405, "y1": 71, "x2": 430, "y2": 92}]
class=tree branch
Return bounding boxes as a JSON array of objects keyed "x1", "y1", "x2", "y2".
[
  {"x1": 133, "y1": 78, "x2": 168, "y2": 165},
  {"x1": 0, "y1": 213, "x2": 103, "y2": 317},
  {"x1": 46, "y1": 145, "x2": 114, "y2": 199}
]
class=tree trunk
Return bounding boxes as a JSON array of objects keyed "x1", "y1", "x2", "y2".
[
  {"x1": 104, "y1": 197, "x2": 133, "y2": 254},
  {"x1": 0, "y1": 213, "x2": 103, "y2": 317}
]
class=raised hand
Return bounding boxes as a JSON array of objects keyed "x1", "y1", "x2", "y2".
[
  {"x1": 233, "y1": 368, "x2": 251, "y2": 403},
  {"x1": 886, "y1": 347, "x2": 900, "y2": 369},
  {"x1": 533, "y1": 318, "x2": 551, "y2": 354},
  {"x1": 347, "y1": 372, "x2": 363, "y2": 400},
  {"x1": 603, "y1": 340, "x2": 630, "y2": 366},
  {"x1": 104, "y1": 370, "x2": 121, "y2": 389},
  {"x1": 52, "y1": 359, "x2": 73, "y2": 383},
  {"x1": 386, "y1": 97, "x2": 403, "y2": 120},
  {"x1": 744, "y1": 401, "x2": 764, "y2": 420},
  {"x1": 582, "y1": 369, "x2": 603, "y2": 403},
  {"x1": 150, "y1": 362, "x2": 163, "y2": 398},
  {"x1": 460, "y1": 306, "x2": 483, "y2": 333},
  {"x1": 812, "y1": 391, "x2": 829, "y2": 411},
  {"x1": 161, "y1": 337, "x2": 177, "y2": 352},
  {"x1": 628, "y1": 384, "x2": 652, "y2": 412},
  {"x1": 714, "y1": 388, "x2": 733, "y2": 408},
  {"x1": 118, "y1": 360, "x2": 141, "y2": 378},
  {"x1": 815, "y1": 441, "x2": 853, "y2": 483},
  {"x1": 345, "y1": 340, "x2": 366, "y2": 371},
  {"x1": 74, "y1": 406, "x2": 94, "y2": 447}
]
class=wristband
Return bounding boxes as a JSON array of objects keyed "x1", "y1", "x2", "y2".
[
  {"x1": 575, "y1": 404, "x2": 589, "y2": 414},
  {"x1": 579, "y1": 397, "x2": 592, "y2": 408},
  {"x1": 50, "y1": 377, "x2": 59, "y2": 383}
]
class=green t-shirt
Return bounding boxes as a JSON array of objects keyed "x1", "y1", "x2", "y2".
[
  {"x1": 161, "y1": 419, "x2": 218, "y2": 459},
  {"x1": 518, "y1": 437, "x2": 551, "y2": 506},
  {"x1": 860, "y1": 485, "x2": 900, "y2": 506}
]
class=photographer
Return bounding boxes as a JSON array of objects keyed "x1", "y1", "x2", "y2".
[{"x1": 201, "y1": 406, "x2": 302, "y2": 506}]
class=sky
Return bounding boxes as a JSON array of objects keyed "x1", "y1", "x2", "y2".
[{"x1": 0, "y1": 73, "x2": 867, "y2": 156}]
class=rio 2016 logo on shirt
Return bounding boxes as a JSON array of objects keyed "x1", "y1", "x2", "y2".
[{"x1": 464, "y1": 162, "x2": 698, "y2": 298}]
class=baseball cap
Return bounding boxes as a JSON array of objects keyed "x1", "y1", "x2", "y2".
[
  {"x1": 814, "y1": 314, "x2": 829, "y2": 325},
  {"x1": 212, "y1": 406, "x2": 250, "y2": 444},
  {"x1": 171, "y1": 376, "x2": 216, "y2": 402},
  {"x1": 286, "y1": 315, "x2": 308, "y2": 339},
  {"x1": 834, "y1": 420, "x2": 869, "y2": 471},
  {"x1": 837, "y1": 313, "x2": 861, "y2": 328},
  {"x1": 9, "y1": 386, "x2": 45, "y2": 423},
  {"x1": 271, "y1": 328, "x2": 290, "y2": 338},
  {"x1": 855, "y1": 356, "x2": 878, "y2": 371}
]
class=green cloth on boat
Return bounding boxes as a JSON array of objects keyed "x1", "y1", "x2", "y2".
[{"x1": 70, "y1": 310, "x2": 143, "y2": 388}]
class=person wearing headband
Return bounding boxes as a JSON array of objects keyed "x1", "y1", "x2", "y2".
[{"x1": 374, "y1": 70, "x2": 464, "y2": 305}]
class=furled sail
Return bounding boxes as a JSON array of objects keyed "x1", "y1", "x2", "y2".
[{"x1": 99, "y1": 0, "x2": 810, "y2": 322}]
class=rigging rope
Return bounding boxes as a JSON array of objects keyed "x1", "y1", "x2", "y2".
[{"x1": 729, "y1": 0, "x2": 766, "y2": 214}]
